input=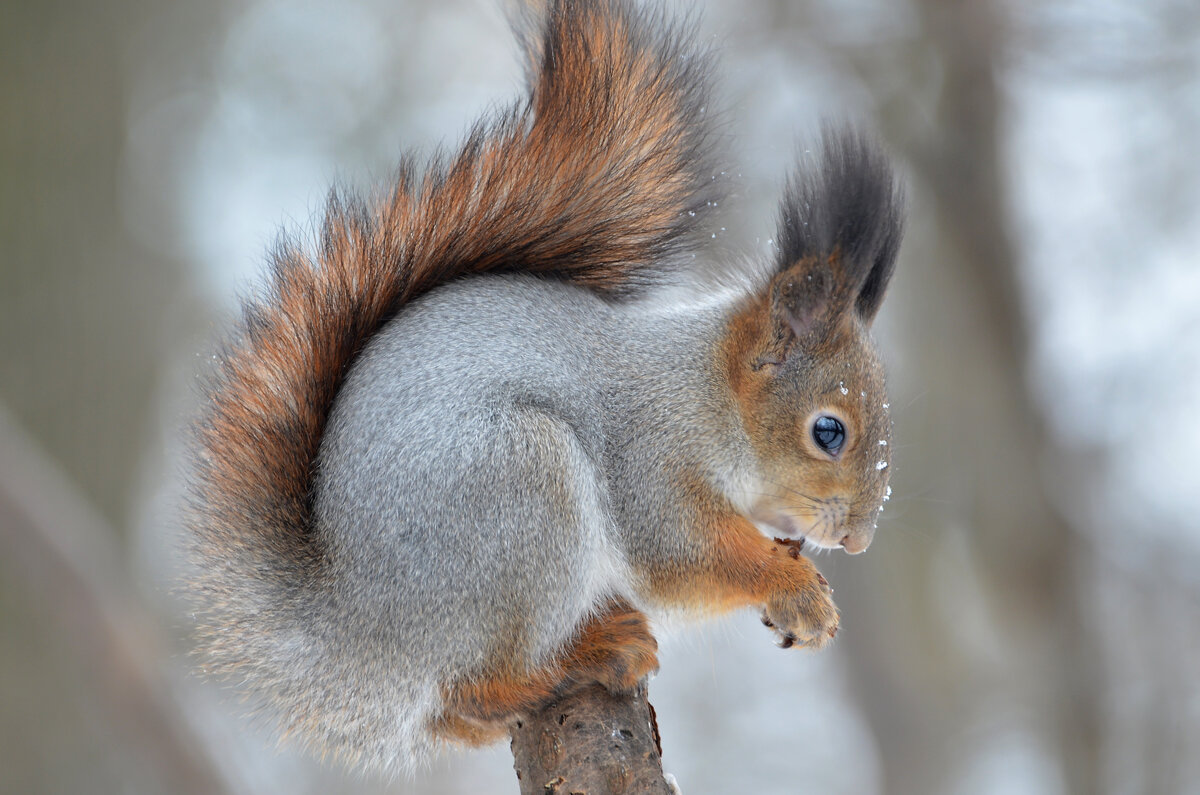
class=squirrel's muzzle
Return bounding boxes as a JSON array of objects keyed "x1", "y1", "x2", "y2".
[{"x1": 839, "y1": 525, "x2": 875, "y2": 555}]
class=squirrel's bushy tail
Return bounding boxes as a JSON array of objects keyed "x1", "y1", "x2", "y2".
[{"x1": 186, "y1": 0, "x2": 719, "y2": 749}]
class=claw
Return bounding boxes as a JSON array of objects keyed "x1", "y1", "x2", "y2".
[
  {"x1": 760, "y1": 612, "x2": 775, "y2": 628},
  {"x1": 778, "y1": 634, "x2": 795, "y2": 649}
]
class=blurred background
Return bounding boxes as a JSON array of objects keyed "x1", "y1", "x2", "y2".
[{"x1": 2, "y1": 0, "x2": 1198, "y2": 792}]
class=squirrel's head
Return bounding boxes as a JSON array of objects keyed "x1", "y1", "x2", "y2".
[{"x1": 723, "y1": 128, "x2": 903, "y2": 555}]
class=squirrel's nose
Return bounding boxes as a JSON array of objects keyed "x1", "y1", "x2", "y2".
[{"x1": 839, "y1": 527, "x2": 874, "y2": 555}]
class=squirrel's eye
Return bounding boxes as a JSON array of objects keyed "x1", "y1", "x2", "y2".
[{"x1": 812, "y1": 415, "x2": 846, "y2": 456}]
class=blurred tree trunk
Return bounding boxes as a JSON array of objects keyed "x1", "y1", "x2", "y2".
[
  {"x1": 780, "y1": 0, "x2": 1106, "y2": 792},
  {"x1": 0, "y1": 407, "x2": 231, "y2": 795},
  {"x1": 0, "y1": 0, "x2": 193, "y2": 529},
  {"x1": 0, "y1": 1, "x2": 211, "y2": 792}
]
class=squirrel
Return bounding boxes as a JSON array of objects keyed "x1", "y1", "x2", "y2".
[{"x1": 186, "y1": 0, "x2": 903, "y2": 774}]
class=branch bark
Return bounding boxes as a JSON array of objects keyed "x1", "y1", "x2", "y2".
[{"x1": 510, "y1": 683, "x2": 676, "y2": 795}]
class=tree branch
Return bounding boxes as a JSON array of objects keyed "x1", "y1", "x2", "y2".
[{"x1": 510, "y1": 683, "x2": 677, "y2": 795}]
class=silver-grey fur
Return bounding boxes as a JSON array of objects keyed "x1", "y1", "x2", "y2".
[{"x1": 309, "y1": 274, "x2": 753, "y2": 768}]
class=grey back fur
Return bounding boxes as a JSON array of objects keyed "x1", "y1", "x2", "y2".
[{"x1": 308, "y1": 273, "x2": 751, "y2": 768}]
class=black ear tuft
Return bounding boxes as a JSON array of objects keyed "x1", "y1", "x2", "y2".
[{"x1": 775, "y1": 125, "x2": 905, "y2": 323}]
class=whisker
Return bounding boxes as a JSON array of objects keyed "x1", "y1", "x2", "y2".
[
  {"x1": 898, "y1": 389, "x2": 928, "y2": 412},
  {"x1": 757, "y1": 477, "x2": 824, "y2": 507}
]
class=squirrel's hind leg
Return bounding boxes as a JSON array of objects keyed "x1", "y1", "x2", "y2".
[
  {"x1": 433, "y1": 598, "x2": 658, "y2": 745},
  {"x1": 558, "y1": 598, "x2": 659, "y2": 695}
]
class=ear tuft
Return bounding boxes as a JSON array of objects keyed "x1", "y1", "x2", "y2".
[{"x1": 775, "y1": 124, "x2": 904, "y2": 323}]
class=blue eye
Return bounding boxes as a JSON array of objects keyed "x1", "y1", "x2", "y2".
[{"x1": 812, "y1": 415, "x2": 845, "y2": 455}]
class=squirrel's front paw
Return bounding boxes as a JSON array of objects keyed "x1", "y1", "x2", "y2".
[{"x1": 760, "y1": 563, "x2": 839, "y2": 650}]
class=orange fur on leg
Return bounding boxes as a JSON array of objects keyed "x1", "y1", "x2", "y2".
[
  {"x1": 558, "y1": 599, "x2": 659, "y2": 694},
  {"x1": 644, "y1": 485, "x2": 840, "y2": 650},
  {"x1": 436, "y1": 599, "x2": 658, "y2": 744},
  {"x1": 701, "y1": 519, "x2": 840, "y2": 649}
]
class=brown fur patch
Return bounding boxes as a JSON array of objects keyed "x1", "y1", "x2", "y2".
[
  {"x1": 632, "y1": 471, "x2": 828, "y2": 615},
  {"x1": 714, "y1": 247, "x2": 893, "y2": 556},
  {"x1": 437, "y1": 600, "x2": 658, "y2": 743},
  {"x1": 657, "y1": 512, "x2": 833, "y2": 618},
  {"x1": 636, "y1": 479, "x2": 839, "y2": 649}
]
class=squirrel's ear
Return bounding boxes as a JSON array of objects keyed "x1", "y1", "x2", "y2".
[
  {"x1": 774, "y1": 125, "x2": 904, "y2": 327},
  {"x1": 752, "y1": 257, "x2": 835, "y2": 369},
  {"x1": 772, "y1": 258, "x2": 835, "y2": 340}
]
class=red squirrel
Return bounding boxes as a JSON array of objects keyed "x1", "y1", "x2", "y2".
[{"x1": 186, "y1": 0, "x2": 903, "y2": 773}]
